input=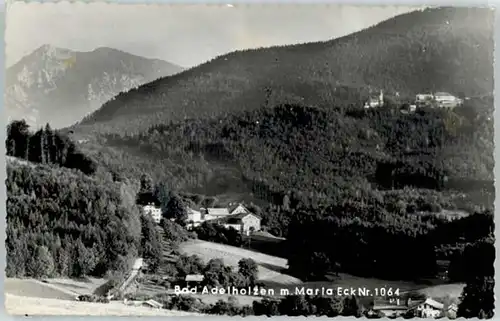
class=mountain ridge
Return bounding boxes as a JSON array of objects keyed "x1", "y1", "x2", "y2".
[
  {"x1": 6, "y1": 44, "x2": 184, "y2": 128},
  {"x1": 75, "y1": 7, "x2": 494, "y2": 135}
]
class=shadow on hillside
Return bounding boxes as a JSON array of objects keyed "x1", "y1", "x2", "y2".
[
  {"x1": 92, "y1": 280, "x2": 116, "y2": 296},
  {"x1": 258, "y1": 262, "x2": 288, "y2": 274}
]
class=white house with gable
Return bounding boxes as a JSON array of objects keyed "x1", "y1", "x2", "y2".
[
  {"x1": 216, "y1": 212, "x2": 261, "y2": 236},
  {"x1": 186, "y1": 207, "x2": 203, "y2": 228},
  {"x1": 410, "y1": 298, "x2": 444, "y2": 318}
]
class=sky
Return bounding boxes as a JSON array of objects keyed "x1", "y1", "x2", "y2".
[{"x1": 6, "y1": 2, "x2": 420, "y2": 68}]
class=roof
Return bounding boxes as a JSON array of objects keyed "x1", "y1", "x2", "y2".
[
  {"x1": 447, "y1": 303, "x2": 458, "y2": 311},
  {"x1": 206, "y1": 208, "x2": 230, "y2": 216},
  {"x1": 185, "y1": 274, "x2": 204, "y2": 282},
  {"x1": 228, "y1": 203, "x2": 249, "y2": 214},
  {"x1": 372, "y1": 305, "x2": 408, "y2": 311},
  {"x1": 143, "y1": 299, "x2": 163, "y2": 308},
  {"x1": 434, "y1": 92, "x2": 452, "y2": 97},
  {"x1": 421, "y1": 298, "x2": 444, "y2": 310},
  {"x1": 216, "y1": 212, "x2": 262, "y2": 224}
]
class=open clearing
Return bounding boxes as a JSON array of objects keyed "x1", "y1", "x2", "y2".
[
  {"x1": 415, "y1": 283, "x2": 465, "y2": 299},
  {"x1": 4, "y1": 278, "x2": 202, "y2": 316},
  {"x1": 5, "y1": 278, "x2": 78, "y2": 300},
  {"x1": 179, "y1": 239, "x2": 302, "y2": 285},
  {"x1": 42, "y1": 277, "x2": 109, "y2": 295},
  {"x1": 179, "y1": 240, "x2": 463, "y2": 301},
  {"x1": 5, "y1": 294, "x2": 201, "y2": 316}
]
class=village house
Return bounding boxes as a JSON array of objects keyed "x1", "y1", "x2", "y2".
[
  {"x1": 184, "y1": 274, "x2": 204, "y2": 287},
  {"x1": 407, "y1": 298, "x2": 445, "y2": 318},
  {"x1": 186, "y1": 207, "x2": 203, "y2": 228},
  {"x1": 216, "y1": 212, "x2": 262, "y2": 236},
  {"x1": 142, "y1": 203, "x2": 162, "y2": 224},
  {"x1": 194, "y1": 203, "x2": 262, "y2": 235},
  {"x1": 370, "y1": 297, "x2": 448, "y2": 319}
]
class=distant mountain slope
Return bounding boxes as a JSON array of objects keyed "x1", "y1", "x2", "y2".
[
  {"x1": 6, "y1": 45, "x2": 183, "y2": 128},
  {"x1": 76, "y1": 98, "x2": 493, "y2": 211},
  {"x1": 77, "y1": 7, "x2": 493, "y2": 135}
]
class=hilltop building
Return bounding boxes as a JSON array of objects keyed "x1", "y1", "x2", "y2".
[
  {"x1": 415, "y1": 92, "x2": 463, "y2": 109},
  {"x1": 364, "y1": 90, "x2": 384, "y2": 109}
]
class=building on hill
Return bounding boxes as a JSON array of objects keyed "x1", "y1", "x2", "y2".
[
  {"x1": 142, "y1": 203, "x2": 162, "y2": 224},
  {"x1": 434, "y1": 92, "x2": 463, "y2": 108},
  {"x1": 186, "y1": 207, "x2": 203, "y2": 229},
  {"x1": 415, "y1": 93, "x2": 434, "y2": 108},
  {"x1": 364, "y1": 90, "x2": 384, "y2": 109},
  {"x1": 215, "y1": 212, "x2": 262, "y2": 236},
  {"x1": 415, "y1": 92, "x2": 463, "y2": 109}
]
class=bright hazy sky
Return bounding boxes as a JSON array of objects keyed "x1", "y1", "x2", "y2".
[{"x1": 6, "y1": 2, "x2": 420, "y2": 68}]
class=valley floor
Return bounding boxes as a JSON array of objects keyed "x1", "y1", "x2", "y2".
[
  {"x1": 178, "y1": 239, "x2": 465, "y2": 303},
  {"x1": 5, "y1": 293, "x2": 200, "y2": 316},
  {"x1": 4, "y1": 278, "x2": 200, "y2": 316}
]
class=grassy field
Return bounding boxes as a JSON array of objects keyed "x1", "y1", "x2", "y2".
[
  {"x1": 4, "y1": 278, "x2": 79, "y2": 301},
  {"x1": 178, "y1": 240, "x2": 464, "y2": 302},
  {"x1": 42, "y1": 277, "x2": 109, "y2": 296},
  {"x1": 5, "y1": 294, "x2": 201, "y2": 316},
  {"x1": 4, "y1": 278, "x2": 203, "y2": 316},
  {"x1": 179, "y1": 239, "x2": 302, "y2": 285},
  {"x1": 415, "y1": 283, "x2": 465, "y2": 299}
]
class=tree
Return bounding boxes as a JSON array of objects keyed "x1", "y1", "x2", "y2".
[
  {"x1": 203, "y1": 258, "x2": 225, "y2": 287},
  {"x1": 253, "y1": 299, "x2": 281, "y2": 316},
  {"x1": 311, "y1": 296, "x2": 343, "y2": 317},
  {"x1": 140, "y1": 215, "x2": 162, "y2": 272},
  {"x1": 457, "y1": 276, "x2": 494, "y2": 319},
  {"x1": 238, "y1": 258, "x2": 258, "y2": 287},
  {"x1": 342, "y1": 296, "x2": 362, "y2": 317},
  {"x1": 6, "y1": 120, "x2": 30, "y2": 159},
  {"x1": 282, "y1": 194, "x2": 291, "y2": 211},
  {"x1": 279, "y1": 295, "x2": 314, "y2": 316},
  {"x1": 164, "y1": 192, "x2": 188, "y2": 225},
  {"x1": 140, "y1": 174, "x2": 153, "y2": 194},
  {"x1": 27, "y1": 245, "x2": 55, "y2": 278}
]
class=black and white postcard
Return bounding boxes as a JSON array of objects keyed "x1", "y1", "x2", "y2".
[{"x1": 4, "y1": 2, "x2": 495, "y2": 318}]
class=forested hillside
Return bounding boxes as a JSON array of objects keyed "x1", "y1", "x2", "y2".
[
  {"x1": 5, "y1": 120, "x2": 143, "y2": 278},
  {"x1": 82, "y1": 98, "x2": 493, "y2": 209},
  {"x1": 76, "y1": 7, "x2": 493, "y2": 135},
  {"x1": 6, "y1": 161, "x2": 142, "y2": 278}
]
